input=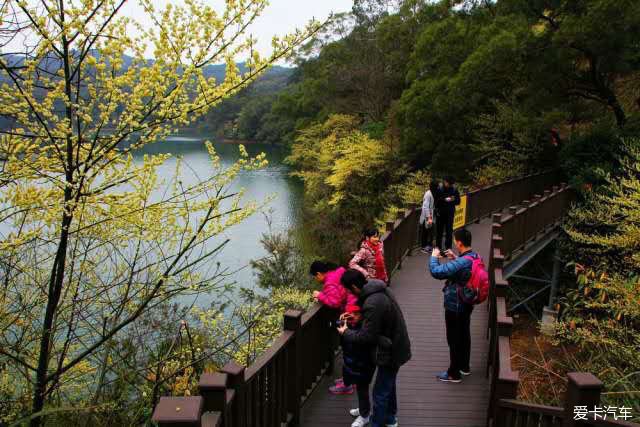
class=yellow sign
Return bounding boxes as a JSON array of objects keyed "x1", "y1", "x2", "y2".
[{"x1": 453, "y1": 195, "x2": 467, "y2": 230}]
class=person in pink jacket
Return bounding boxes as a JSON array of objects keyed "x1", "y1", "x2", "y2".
[
  {"x1": 310, "y1": 261, "x2": 357, "y2": 312},
  {"x1": 310, "y1": 260, "x2": 359, "y2": 395}
]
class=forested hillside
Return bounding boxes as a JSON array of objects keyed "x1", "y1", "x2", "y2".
[
  {"x1": 260, "y1": 0, "x2": 639, "y2": 253},
  {"x1": 264, "y1": 0, "x2": 640, "y2": 412}
]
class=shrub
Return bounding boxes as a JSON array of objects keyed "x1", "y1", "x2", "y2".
[
  {"x1": 250, "y1": 215, "x2": 312, "y2": 290},
  {"x1": 376, "y1": 170, "x2": 432, "y2": 228},
  {"x1": 554, "y1": 267, "x2": 640, "y2": 414},
  {"x1": 563, "y1": 138, "x2": 640, "y2": 272}
]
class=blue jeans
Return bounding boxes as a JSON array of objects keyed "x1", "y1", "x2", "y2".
[{"x1": 371, "y1": 366, "x2": 399, "y2": 427}]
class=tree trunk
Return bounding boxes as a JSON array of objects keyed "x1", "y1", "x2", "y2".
[
  {"x1": 31, "y1": 208, "x2": 73, "y2": 427},
  {"x1": 587, "y1": 53, "x2": 627, "y2": 128},
  {"x1": 31, "y1": 4, "x2": 75, "y2": 422},
  {"x1": 609, "y1": 96, "x2": 627, "y2": 128}
]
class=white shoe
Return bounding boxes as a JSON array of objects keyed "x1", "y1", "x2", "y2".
[
  {"x1": 349, "y1": 408, "x2": 360, "y2": 417},
  {"x1": 386, "y1": 422, "x2": 398, "y2": 427},
  {"x1": 351, "y1": 415, "x2": 370, "y2": 427}
]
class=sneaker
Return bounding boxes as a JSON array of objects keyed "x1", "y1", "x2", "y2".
[
  {"x1": 385, "y1": 416, "x2": 398, "y2": 427},
  {"x1": 436, "y1": 371, "x2": 462, "y2": 383},
  {"x1": 460, "y1": 369, "x2": 471, "y2": 376},
  {"x1": 329, "y1": 383, "x2": 354, "y2": 394},
  {"x1": 351, "y1": 416, "x2": 370, "y2": 427},
  {"x1": 349, "y1": 408, "x2": 360, "y2": 417}
]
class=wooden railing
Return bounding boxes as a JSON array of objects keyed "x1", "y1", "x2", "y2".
[
  {"x1": 150, "y1": 171, "x2": 640, "y2": 427},
  {"x1": 151, "y1": 204, "x2": 421, "y2": 427},
  {"x1": 466, "y1": 170, "x2": 562, "y2": 225},
  {"x1": 382, "y1": 204, "x2": 420, "y2": 275},
  {"x1": 486, "y1": 185, "x2": 639, "y2": 427}
]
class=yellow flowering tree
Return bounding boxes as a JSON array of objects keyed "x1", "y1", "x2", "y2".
[
  {"x1": 0, "y1": 0, "x2": 320, "y2": 424},
  {"x1": 286, "y1": 114, "x2": 406, "y2": 260}
]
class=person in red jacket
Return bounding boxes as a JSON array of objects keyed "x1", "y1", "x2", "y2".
[{"x1": 349, "y1": 229, "x2": 388, "y2": 283}]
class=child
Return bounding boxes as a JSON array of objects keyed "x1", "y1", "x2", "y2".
[
  {"x1": 310, "y1": 261, "x2": 359, "y2": 394},
  {"x1": 310, "y1": 261, "x2": 357, "y2": 312},
  {"x1": 330, "y1": 304, "x2": 376, "y2": 427}
]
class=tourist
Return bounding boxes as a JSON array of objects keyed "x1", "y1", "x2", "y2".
[
  {"x1": 310, "y1": 260, "x2": 356, "y2": 312},
  {"x1": 310, "y1": 260, "x2": 358, "y2": 394},
  {"x1": 339, "y1": 269, "x2": 411, "y2": 427},
  {"x1": 435, "y1": 176, "x2": 460, "y2": 250},
  {"x1": 349, "y1": 228, "x2": 388, "y2": 283},
  {"x1": 419, "y1": 180, "x2": 439, "y2": 253},
  {"x1": 429, "y1": 228, "x2": 477, "y2": 383},
  {"x1": 334, "y1": 303, "x2": 376, "y2": 426}
]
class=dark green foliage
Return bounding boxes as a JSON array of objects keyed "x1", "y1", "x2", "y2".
[
  {"x1": 196, "y1": 65, "x2": 293, "y2": 140},
  {"x1": 563, "y1": 138, "x2": 640, "y2": 272},
  {"x1": 559, "y1": 123, "x2": 623, "y2": 190}
]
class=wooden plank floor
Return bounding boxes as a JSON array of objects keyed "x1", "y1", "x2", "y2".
[{"x1": 300, "y1": 220, "x2": 492, "y2": 427}]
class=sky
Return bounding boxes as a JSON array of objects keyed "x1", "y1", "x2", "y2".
[
  {"x1": 121, "y1": 0, "x2": 353, "y2": 65},
  {"x1": 4, "y1": 1, "x2": 352, "y2": 65}
]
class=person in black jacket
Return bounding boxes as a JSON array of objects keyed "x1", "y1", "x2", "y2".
[
  {"x1": 435, "y1": 176, "x2": 461, "y2": 250},
  {"x1": 339, "y1": 270, "x2": 411, "y2": 427}
]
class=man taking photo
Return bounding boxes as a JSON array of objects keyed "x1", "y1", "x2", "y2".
[{"x1": 429, "y1": 228, "x2": 478, "y2": 383}]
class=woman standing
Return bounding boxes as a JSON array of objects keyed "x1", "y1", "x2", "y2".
[
  {"x1": 419, "y1": 180, "x2": 439, "y2": 253},
  {"x1": 349, "y1": 229, "x2": 388, "y2": 283}
]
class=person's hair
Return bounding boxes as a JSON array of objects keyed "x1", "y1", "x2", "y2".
[
  {"x1": 358, "y1": 227, "x2": 380, "y2": 248},
  {"x1": 444, "y1": 176, "x2": 455, "y2": 185},
  {"x1": 309, "y1": 260, "x2": 338, "y2": 276},
  {"x1": 341, "y1": 269, "x2": 368, "y2": 290},
  {"x1": 453, "y1": 228, "x2": 472, "y2": 247},
  {"x1": 429, "y1": 180, "x2": 439, "y2": 194}
]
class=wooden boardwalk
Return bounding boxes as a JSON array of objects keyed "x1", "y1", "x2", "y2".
[{"x1": 300, "y1": 220, "x2": 492, "y2": 427}]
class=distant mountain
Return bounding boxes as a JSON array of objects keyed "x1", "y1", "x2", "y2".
[
  {"x1": 0, "y1": 52, "x2": 293, "y2": 131},
  {"x1": 201, "y1": 61, "x2": 292, "y2": 84}
]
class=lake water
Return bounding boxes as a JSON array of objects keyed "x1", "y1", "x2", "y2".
[{"x1": 135, "y1": 136, "x2": 304, "y2": 306}]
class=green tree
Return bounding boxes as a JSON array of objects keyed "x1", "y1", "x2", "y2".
[{"x1": 504, "y1": 0, "x2": 640, "y2": 128}]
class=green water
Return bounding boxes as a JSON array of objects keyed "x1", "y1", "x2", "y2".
[{"x1": 135, "y1": 136, "x2": 304, "y2": 306}]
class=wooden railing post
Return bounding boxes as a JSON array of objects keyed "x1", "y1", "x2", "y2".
[
  {"x1": 385, "y1": 220, "x2": 395, "y2": 274},
  {"x1": 396, "y1": 210, "x2": 405, "y2": 269},
  {"x1": 407, "y1": 204, "x2": 418, "y2": 256},
  {"x1": 152, "y1": 396, "x2": 206, "y2": 427},
  {"x1": 490, "y1": 336, "x2": 519, "y2": 427},
  {"x1": 284, "y1": 310, "x2": 303, "y2": 427},
  {"x1": 221, "y1": 361, "x2": 246, "y2": 427},
  {"x1": 562, "y1": 373, "x2": 603, "y2": 427},
  {"x1": 199, "y1": 372, "x2": 229, "y2": 423},
  {"x1": 531, "y1": 195, "x2": 542, "y2": 237}
]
